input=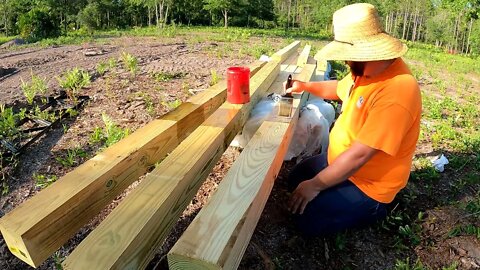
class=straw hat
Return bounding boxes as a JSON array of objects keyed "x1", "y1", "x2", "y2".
[{"x1": 317, "y1": 3, "x2": 407, "y2": 61}]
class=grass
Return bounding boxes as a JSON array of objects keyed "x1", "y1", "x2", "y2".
[
  {"x1": 120, "y1": 52, "x2": 139, "y2": 77},
  {"x1": 57, "y1": 68, "x2": 91, "y2": 104},
  {"x1": 150, "y1": 71, "x2": 186, "y2": 82},
  {"x1": 56, "y1": 147, "x2": 87, "y2": 167},
  {"x1": 20, "y1": 72, "x2": 49, "y2": 104},
  {"x1": 90, "y1": 113, "x2": 130, "y2": 148},
  {"x1": 209, "y1": 69, "x2": 219, "y2": 86},
  {"x1": 0, "y1": 35, "x2": 17, "y2": 45},
  {"x1": 33, "y1": 173, "x2": 58, "y2": 189},
  {"x1": 162, "y1": 99, "x2": 182, "y2": 110}
]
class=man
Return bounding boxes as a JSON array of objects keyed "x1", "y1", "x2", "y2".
[{"x1": 285, "y1": 3, "x2": 422, "y2": 236}]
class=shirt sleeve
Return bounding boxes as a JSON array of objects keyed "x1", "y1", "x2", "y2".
[{"x1": 356, "y1": 102, "x2": 415, "y2": 156}]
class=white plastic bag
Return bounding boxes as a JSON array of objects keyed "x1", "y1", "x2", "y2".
[
  {"x1": 304, "y1": 97, "x2": 335, "y2": 126},
  {"x1": 432, "y1": 154, "x2": 449, "y2": 172},
  {"x1": 284, "y1": 100, "x2": 332, "y2": 162},
  {"x1": 231, "y1": 93, "x2": 281, "y2": 148}
]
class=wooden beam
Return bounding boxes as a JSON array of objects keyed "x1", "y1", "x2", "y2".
[
  {"x1": 271, "y1": 41, "x2": 300, "y2": 62},
  {"x1": 296, "y1": 44, "x2": 311, "y2": 67},
  {"x1": 0, "y1": 60, "x2": 267, "y2": 268},
  {"x1": 167, "y1": 64, "x2": 316, "y2": 270},
  {"x1": 62, "y1": 42, "x2": 301, "y2": 270}
]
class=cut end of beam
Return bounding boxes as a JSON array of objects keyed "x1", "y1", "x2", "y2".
[
  {"x1": 0, "y1": 224, "x2": 37, "y2": 267},
  {"x1": 168, "y1": 253, "x2": 222, "y2": 270}
]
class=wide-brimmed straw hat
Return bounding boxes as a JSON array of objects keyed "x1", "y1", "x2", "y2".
[{"x1": 317, "y1": 3, "x2": 407, "y2": 61}]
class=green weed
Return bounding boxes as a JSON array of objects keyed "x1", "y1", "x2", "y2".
[
  {"x1": 329, "y1": 60, "x2": 349, "y2": 80},
  {"x1": 135, "y1": 92, "x2": 156, "y2": 116},
  {"x1": 210, "y1": 69, "x2": 219, "y2": 86},
  {"x1": 410, "y1": 157, "x2": 440, "y2": 183},
  {"x1": 20, "y1": 73, "x2": 48, "y2": 104},
  {"x1": 33, "y1": 173, "x2": 58, "y2": 189},
  {"x1": 96, "y1": 61, "x2": 109, "y2": 76},
  {"x1": 56, "y1": 147, "x2": 87, "y2": 167},
  {"x1": 90, "y1": 113, "x2": 130, "y2": 148},
  {"x1": 0, "y1": 105, "x2": 24, "y2": 141},
  {"x1": 464, "y1": 197, "x2": 480, "y2": 218},
  {"x1": 448, "y1": 224, "x2": 480, "y2": 239},
  {"x1": 334, "y1": 232, "x2": 347, "y2": 251},
  {"x1": 57, "y1": 68, "x2": 91, "y2": 104},
  {"x1": 120, "y1": 52, "x2": 139, "y2": 77},
  {"x1": 394, "y1": 258, "x2": 426, "y2": 270},
  {"x1": 31, "y1": 106, "x2": 57, "y2": 122},
  {"x1": 162, "y1": 99, "x2": 182, "y2": 110},
  {"x1": 151, "y1": 71, "x2": 185, "y2": 82},
  {"x1": 108, "y1": 57, "x2": 117, "y2": 69}
]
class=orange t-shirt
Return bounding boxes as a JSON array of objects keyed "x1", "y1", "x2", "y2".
[{"x1": 327, "y1": 58, "x2": 421, "y2": 203}]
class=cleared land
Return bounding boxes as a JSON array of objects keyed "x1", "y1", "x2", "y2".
[{"x1": 0, "y1": 28, "x2": 479, "y2": 270}]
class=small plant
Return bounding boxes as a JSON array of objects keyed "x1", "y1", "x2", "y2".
[
  {"x1": 31, "y1": 106, "x2": 57, "y2": 122},
  {"x1": 394, "y1": 257, "x2": 426, "y2": 270},
  {"x1": 121, "y1": 52, "x2": 139, "y2": 77},
  {"x1": 20, "y1": 73, "x2": 48, "y2": 104},
  {"x1": 56, "y1": 147, "x2": 87, "y2": 167},
  {"x1": 108, "y1": 57, "x2": 117, "y2": 69},
  {"x1": 52, "y1": 251, "x2": 64, "y2": 270},
  {"x1": 2, "y1": 181, "x2": 9, "y2": 196},
  {"x1": 151, "y1": 71, "x2": 185, "y2": 82},
  {"x1": 90, "y1": 113, "x2": 130, "y2": 148},
  {"x1": 182, "y1": 81, "x2": 190, "y2": 94},
  {"x1": 0, "y1": 105, "x2": 24, "y2": 141},
  {"x1": 448, "y1": 224, "x2": 480, "y2": 239},
  {"x1": 334, "y1": 232, "x2": 347, "y2": 251},
  {"x1": 210, "y1": 69, "x2": 219, "y2": 86},
  {"x1": 464, "y1": 197, "x2": 480, "y2": 218},
  {"x1": 96, "y1": 61, "x2": 109, "y2": 76},
  {"x1": 162, "y1": 99, "x2": 182, "y2": 110},
  {"x1": 57, "y1": 68, "x2": 90, "y2": 104},
  {"x1": 33, "y1": 173, "x2": 58, "y2": 188}
]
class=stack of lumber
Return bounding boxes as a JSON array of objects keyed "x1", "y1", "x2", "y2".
[
  {"x1": 0, "y1": 60, "x2": 266, "y2": 268},
  {"x1": 168, "y1": 59, "x2": 317, "y2": 270},
  {"x1": 0, "y1": 41, "x2": 303, "y2": 269}
]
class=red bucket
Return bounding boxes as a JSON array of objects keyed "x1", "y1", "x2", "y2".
[{"x1": 227, "y1": 66, "x2": 250, "y2": 104}]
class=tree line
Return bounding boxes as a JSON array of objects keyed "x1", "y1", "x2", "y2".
[{"x1": 0, "y1": 0, "x2": 479, "y2": 55}]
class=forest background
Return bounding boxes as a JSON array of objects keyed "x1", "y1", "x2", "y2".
[{"x1": 0, "y1": 0, "x2": 479, "y2": 56}]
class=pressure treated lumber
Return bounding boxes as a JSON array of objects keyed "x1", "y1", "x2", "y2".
[
  {"x1": 296, "y1": 44, "x2": 311, "y2": 67},
  {"x1": 271, "y1": 40, "x2": 300, "y2": 62},
  {"x1": 0, "y1": 61, "x2": 267, "y2": 268},
  {"x1": 62, "y1": 44, "x2": 300, "y2": 270},
  {"x1": 167, "y1": 63, "x2": 316, "y2": 270}
]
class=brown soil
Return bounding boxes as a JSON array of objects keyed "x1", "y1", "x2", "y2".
[{"x1": 1, "y1": 35, "x2": 479, "y2": 270}]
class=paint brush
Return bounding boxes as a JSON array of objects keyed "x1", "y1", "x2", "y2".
[{"x1": 278, "y1": 74, "x2": 293, "y2": 117}]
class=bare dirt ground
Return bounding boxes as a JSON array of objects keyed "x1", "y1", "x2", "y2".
[{"x1": 1, "y1": 34, "x2": 479, "y2": 270}]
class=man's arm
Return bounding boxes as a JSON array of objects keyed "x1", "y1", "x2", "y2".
[
  {"x1": 288, "y1": 142, "x2": 378, "y2": 214},
  {"x1": 286, "y1": 80, "x2": 340, "y2": 100}
]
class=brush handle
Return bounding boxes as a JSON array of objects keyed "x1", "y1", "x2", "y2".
[{"x1": 284, "y1": 74, "x2": 293, "y2": 97}]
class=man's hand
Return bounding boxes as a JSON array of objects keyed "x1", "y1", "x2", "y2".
[
  {"x1": 283, "y1": 80, "x2": 305, "y2": 94},
  {"x1": 288, "y1": 179, "x2": 322, "y2": 215}
]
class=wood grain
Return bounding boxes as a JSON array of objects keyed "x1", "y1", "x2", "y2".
[
  {"x1": 0, "y1": 61, "x2": 266, "y2": 268},
  {"x1": 62, "y1": 42, "x2": 301, "y2": 270},
  {"x1": 168, "y1": 64, "x2": 316, "y2": 270},
  {"x1": 296, "y1": 44, "x2": 311, "y2": 67}
]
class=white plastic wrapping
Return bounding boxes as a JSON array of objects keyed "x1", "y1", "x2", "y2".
[
  {"x1": 284, "y1": 99, "x2": 334, "y2": 162},
  {"x1": 231, "y1": 93, "x2": 281, "y2": 148}
]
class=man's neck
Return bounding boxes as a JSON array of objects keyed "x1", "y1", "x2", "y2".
[{"x1": 363, "y1": 59, "x2": 396, "y2": 78}]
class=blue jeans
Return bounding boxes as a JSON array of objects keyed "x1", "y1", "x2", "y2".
[{"x1": 288, "y1": 154, "x2": 388, "y2": 236}]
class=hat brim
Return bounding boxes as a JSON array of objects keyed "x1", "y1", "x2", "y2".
[{"x1": 316, "y1": 32, "x2": 408, "y2": 61}]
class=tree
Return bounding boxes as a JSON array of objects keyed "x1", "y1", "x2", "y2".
[
  {"x1": 18, "y1": 5, "x2": 60, "y2": 41},
  {"x1": 203, "y1": 0, "x2": 235, "y2": 28},
  {"x1": 77, "y1": 2, "x2": 100, "y2": 34}
]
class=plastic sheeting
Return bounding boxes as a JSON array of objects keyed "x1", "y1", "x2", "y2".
[{"x1": 231, "y1": 93, "x2": 336, "y2": 164}]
